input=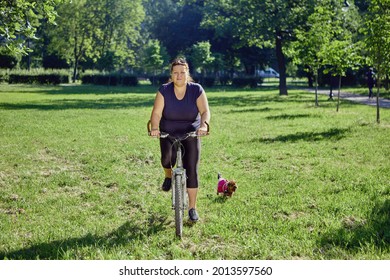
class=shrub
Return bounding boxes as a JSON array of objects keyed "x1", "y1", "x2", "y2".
[
  {"x1": 93, "y1": 75, "x2": 118, "y2": 86},
  {"x1": 219, "y1": 75, "x2": 231, "y2": 86},
  {"x1": 232, "y1": 76, "x2": 262, "y2": 88},
  {"x1": 193, "y1": 76, "x2": 216, "y2": 87},
  {"x1": 81, "y1": 74, "x2": 95, "y2": 84},
  {"x1": 0, "y1": 70, "x2": 9, "y2": 83},
  {"x1": 6, "y1": 69, "x2": 70, "y2": 85},
  {"x1": 81, "y1": 73, "x2": 138, "y2": 86},
  {"x1": 8, "y1": 73, "x2": 68, "y2": 85},
  {"x1": 121, "y1": 75, "x2": 138, "y2": 86}
]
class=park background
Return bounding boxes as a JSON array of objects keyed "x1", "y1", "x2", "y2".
[{"x1": 1, "y1": 0, "x2": 389, "y2": 260}]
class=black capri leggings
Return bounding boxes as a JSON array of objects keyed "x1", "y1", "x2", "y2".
[{"x1": 160, "y1": 136, "x2": 200, "y2": 188}]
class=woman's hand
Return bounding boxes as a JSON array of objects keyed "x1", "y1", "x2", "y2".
[
  {"x1": 149, "y1": 128, "x2": 160, "y2": 138},
  {"x1": 197, "y1": 123, "x2": 209, "y2": 136}
]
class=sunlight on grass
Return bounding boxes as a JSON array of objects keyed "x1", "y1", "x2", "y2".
[{"x1": 0, "y1": 84, "x2": 389, "y2": 260}]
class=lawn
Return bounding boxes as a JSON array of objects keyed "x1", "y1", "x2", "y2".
[{"x1": 0, "y1": 83, "x2": 389, "y2": 260}]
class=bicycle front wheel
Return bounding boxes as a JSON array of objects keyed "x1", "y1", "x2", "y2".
[{"x1": 174, "y1": 173, "x2": 184, "y2": 238}]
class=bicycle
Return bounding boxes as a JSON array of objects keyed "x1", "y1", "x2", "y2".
[{"x1": 147, "y1": 120, "x2": 209, "y2": 238}]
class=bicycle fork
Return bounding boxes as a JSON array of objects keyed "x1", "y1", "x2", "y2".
[{"x1": 171, "y1": 147, "x2": 188, "y2": 211}]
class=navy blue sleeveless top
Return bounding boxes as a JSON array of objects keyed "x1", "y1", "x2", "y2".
[{"x1": 159, "y1": 82, "x2": 203, "y2": 136}]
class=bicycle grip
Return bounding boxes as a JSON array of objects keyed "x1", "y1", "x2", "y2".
[{"x1": 147, "y1": 120, "x2": 151, "y2": 135}]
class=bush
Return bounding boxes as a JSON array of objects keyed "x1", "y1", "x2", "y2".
[
  {"x1": 121, "y1": 75, "x2": 138, "y2": 86},
  {"x1": 193, "y1": 76, "x2": 216, "y2": 87},
  {"x1": 232, "y1": 76, "x2": 262, "y2": 88},
  {"x1": 9, "y1": 74, "x2": 67, "y2": 85},
  {"x1": 0, "y1": 55, "x2": 17, "y2": 69},
  {"x1": 6, "y1": 69, "x2": 70, "y2": 85},
  {"x1": 149, "y1": 75, "x2": 170, "y2": 86},
  {"x1": 93, "y1": 75, "x2": 118, "y2": 86},
  {"x1": 81, "y1": 74, "x2": 95, "y2": 84},
  {"x1": 0, "y1": 70, "x2": 9, "y2": 83},
  {"x1": 219, "y1": 75, "x2": 231, "y2": 86},
  {"x1": 81, "y1": 73, "x2": 138, "y2": 86}
]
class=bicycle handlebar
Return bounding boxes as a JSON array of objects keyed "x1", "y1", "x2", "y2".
[{"x1": 147, "y1": 120, "x2": 210, "y2": 138}]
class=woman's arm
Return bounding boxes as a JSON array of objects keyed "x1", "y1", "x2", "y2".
[
  {"x1": 149, "y1": 91, "x2": 164, "y2": 137},
  {"x1": 196, "y1": 91, "x2": 211, "y2": 135}
]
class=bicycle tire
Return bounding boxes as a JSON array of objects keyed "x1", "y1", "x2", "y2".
[{"x1": 174, "y1": 173, "x2": 184, "y2": 238}]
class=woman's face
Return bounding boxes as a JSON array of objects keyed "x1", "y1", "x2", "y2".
[{"x1": 171, "y1": 65, "x2": 188, "y2": 87}]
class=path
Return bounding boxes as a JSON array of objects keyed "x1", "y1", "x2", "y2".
[{"x1": 307, "y1": 89, "x2": 390, "y2": 109}]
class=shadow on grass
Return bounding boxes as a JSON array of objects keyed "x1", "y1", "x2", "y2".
[
  {"x1": 252, "y1": 127, "x2": 350, "y2": 143},
  {"x1": 0, "y1": 89, "x2": 313, "y2": 111},
  {"x1": 48, "y1": 85, "x2": 158, "y2": 95},
  {"x1": 208, "y1": 92, "x2": 313, "y2": 108},
  {"x1": 0, "y1": 96, "x2": 155, "y2": 110},
  {"x1": 230, "y1": 107, "x2": 273, "y2": 114},
  {"x1": 0, "y1": 213, "x2": 168, "y2": 260},
  {"x1": 205, "y1": 194, "x2": 231, "y2": 204},
  {"x1": 1, "y1": 84, "x2": 158, "y2": 95},
  {"x1": 266, "y1": 113, "x2": 318, "y2": 120},
  {"x1": 318, "y1": 199, "x2": 390, "y2": 257}
]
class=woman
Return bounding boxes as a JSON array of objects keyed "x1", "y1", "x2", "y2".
[{"x1": 149, "y1": 58, "x2": 210, "y2": 222}]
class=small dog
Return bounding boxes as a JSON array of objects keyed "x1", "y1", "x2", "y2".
[{"x1": 217, "y1": 173, "x2": 237, "y2": 197}]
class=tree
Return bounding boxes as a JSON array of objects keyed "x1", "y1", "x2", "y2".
[
  {"x1": 92, "y1": 0, "x2": 145, "y2": 71},
  {"x1": 145, "y1": 0, "x2": 213, "y2": 58},
  {"x1": 0, "y1": 0, "x2": 64, "y2": 56},
  {"x1": 322, "y1": 2, "x2": 362, "y2": 111},
  {"x1": 142, "y1": 39, "x2": 169, "y2": 76},
  {"x1": 47, "y1": 0, "x2": 96, "y2": 81},
  {"x1": 189, "y1": 41, "x2": 214, "y2": 76},
  {"x1": 202, "y1": 0, "x2": 316, "y2": 95},
  {"x1": 47, "y1": 0, "x2": 144, "y2": 81},
  {"x1": 363, "y1": 0, "x2": 390, "y2": 123},
  {"x1": 292, "y1": 3, "x2": 335, "y2": 106}
]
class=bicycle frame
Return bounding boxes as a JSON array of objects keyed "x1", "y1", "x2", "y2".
[
  {"x1": 147, "y1": 120, "x2": 209, "y2": 238},
  {"x1": 163, "y1": 135, "x2": 190, "y2": 238},
  {"x1": 170, "y1": 139, "x2": 187, "y2": 211}
]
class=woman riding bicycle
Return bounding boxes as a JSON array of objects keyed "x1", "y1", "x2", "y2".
[{"x1": 149, "y1": 58, "x2": 211, "y2": 222}]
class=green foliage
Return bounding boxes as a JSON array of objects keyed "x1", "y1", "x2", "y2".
[
  {"x1": 193, "y1": 76, "x2": 217, "y2": 87},
  {"x1": 142, "y1": 40, "x2": 168, "y2": 75},
  {"x1": 292, "y1": 2, "x2": 335, "y2": 75},
  {"x1": 0, "y1": 0, "x2": 65, "y2": 55},
  {"x1": 202, "y1": 0, "x2": 316, "y2": 95},
  {"x1": 231, "y1": 76, "x2": 262, "y2": 88},
  {"x1": 149, "y1": 75, "x2": 171, "y2": 86},
  {"x1": 363, "y1": 0, "x2": 390, "y2": 80},
  {"x1": 2, "y1": 68, "x2": 70, "y2": 84},
  {"x1": 190, "y1": 41, "x2": 215, "y2": 76},
  {"x1": 47, "y1": 0, "x2": 145, "y2": 80},
  {"x1": 362, "y1": 0, "x2": 390, "y2": 122},
  {"x1": 81, "y1": 74, "x2": 138, "y2": 86},
  {"x1": 9, "y1": 73, "x2": 69, "y2": 85}
]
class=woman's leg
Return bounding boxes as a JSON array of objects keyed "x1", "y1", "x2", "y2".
[
  {"x1": 160, "y1": 137, "x2": 176, "y2": 176},
  {"x1": 182, "y1": 137, "x2": 201, "y2": 209}
]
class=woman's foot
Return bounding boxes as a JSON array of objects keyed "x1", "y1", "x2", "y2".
[
  {"x1": 188, "y1": 208, "x2": 199, "y2": 222},
  {"x1": 161, "y1": 178, "x2": 171, "y2": 191}
]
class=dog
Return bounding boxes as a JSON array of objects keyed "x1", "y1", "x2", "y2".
[{"x1": 217, "y1": 173, "x2": 237, "y2": 197}]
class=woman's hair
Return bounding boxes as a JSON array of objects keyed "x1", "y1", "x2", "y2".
[{"x1": 169, "y1": 57, "x2": 194, "y2": 82}]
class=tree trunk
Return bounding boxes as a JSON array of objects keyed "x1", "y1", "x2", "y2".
[
  {"x1": 336, "y1": 75, "x2": 341, "y2": 112},
  {"x1": 314, "y1": 70, "x2": 319, "y2": 107},
  {"x1": 376, "y1": 72, "x2": 380, "y2": 124},
  {"x1": 275, "y1": 32, "x2": 288, "y2": 95},
  {"x1": 72, "y1": 57, "x2": 79, "y2": 83},
  {"x1": 307, "y1": 72, "x2": 313, "y2": 88}
]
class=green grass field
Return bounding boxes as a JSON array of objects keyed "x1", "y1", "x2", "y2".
[{"x1": 0, "y1": 83, "x2": 389, "y2": 260}]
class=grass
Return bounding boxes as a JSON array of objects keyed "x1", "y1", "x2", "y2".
[{"x1": 0, "y1": 83, "x2": 389, "y2": 260}]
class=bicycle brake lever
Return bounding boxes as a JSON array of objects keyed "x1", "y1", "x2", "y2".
[{"x1": 160, "y1": 132, "x2": 169, "y2": 138}]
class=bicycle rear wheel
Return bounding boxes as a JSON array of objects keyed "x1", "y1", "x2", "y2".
[{"x1": 174, "y1": 173, "x2": 184, "y2": 238}]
